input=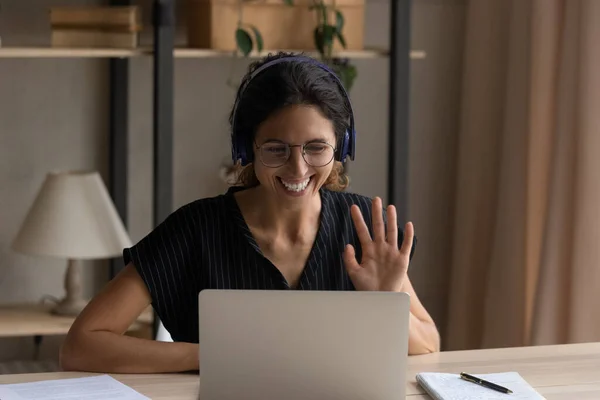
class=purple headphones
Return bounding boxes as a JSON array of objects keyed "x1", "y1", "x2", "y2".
[{"x1": 230, "y1": 56, "x2": 357, "y2": 166}]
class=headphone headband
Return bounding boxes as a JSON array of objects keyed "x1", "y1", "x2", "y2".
[{"x1": 230, "y1": 55, "x2": 357, "y2": 166}]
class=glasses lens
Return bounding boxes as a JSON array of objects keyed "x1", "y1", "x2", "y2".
[
  {"x1": 303, "y1": 143, "x2": 335, "y2": 167},
  {"x1": 260, "y1": 143, "x2": 289, "y2": 167}
]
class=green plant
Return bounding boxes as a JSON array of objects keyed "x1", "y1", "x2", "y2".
[
  {"x1": 231, "y1": 0, "x2": 357, "y2": 91},
  {"x1": 310, "y1": 0, "x2": 357, "y2": 91},
  {"x1": 234, "y1": 0, "x2": 294, "y2": 58},
  {"x1": 226, "y1": 0, "x2": 286, "y2": 88}
]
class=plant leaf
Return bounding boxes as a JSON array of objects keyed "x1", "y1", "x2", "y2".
[
  {"x1": 235, "y1": 28, "x2": 253, "y2": 56},
  {"x1": 248, "y1": 24, "x2": 264, "y2": 53},
  {"x1": 283, "y1": 0, "x2": 294, "y2": 5},
  {"x1": 314, "y1": 26, "x2": 325, "y2": 55},
  {"x1": 335, "y1": 30, "x2": 347, "y2": 49},
  {"x1": 334, "y1": 63, "x2": 357, "y2": 92},
  {"x1": 335, "y1": 10, "x2": 344, "y2": 32},
  {"x1": 320, "y1": 4, "x2": 328, "y2": 23},
  {"x1": 323, "y1": 24, "x2": 335, "y2": 47}
]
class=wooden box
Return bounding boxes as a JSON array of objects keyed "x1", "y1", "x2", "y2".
[{"x1": 186, "y1": 0, "x2": 364, "y2": 52}]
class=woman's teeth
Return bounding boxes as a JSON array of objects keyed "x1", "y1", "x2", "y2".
[{"x1": 281, "y1": 178, "x2": 310, "y2": 192}]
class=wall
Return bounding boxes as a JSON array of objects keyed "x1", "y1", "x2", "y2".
[
  {"x1": 0, "y1": 0, "x2": 111, "y2": 361},
  {"x1": 0, "y1": 0, "x2": 466, "y2": 361}
]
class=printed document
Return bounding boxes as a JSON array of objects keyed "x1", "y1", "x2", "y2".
[{"x1": 0, "y1": 374, "x2": 150, "y2": 400}]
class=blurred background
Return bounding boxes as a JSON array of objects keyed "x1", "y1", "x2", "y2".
[{"x1": 0, "y1": 0, "x2": 598, "y2": 372}]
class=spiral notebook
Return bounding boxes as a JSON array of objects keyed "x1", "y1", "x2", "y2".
[{"x1": 416, "y1": 371, "x2": 546, "y2": 399}]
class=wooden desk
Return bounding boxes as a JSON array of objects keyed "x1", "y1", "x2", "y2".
[
  {"x1": 0, "y1": 303, "x2": 153, "y2": 338},
  {"x1": 0, "y1": 342, "x2": 599, "y2": 399}
]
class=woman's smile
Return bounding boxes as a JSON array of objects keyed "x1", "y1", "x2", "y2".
[{"x1": 277, "y1": 176, "x2": 313, "y2": 196}]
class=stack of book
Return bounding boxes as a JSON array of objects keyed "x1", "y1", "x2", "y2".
[{"x1": 49, "y1": 6, "x2": 141, "y2": 48}]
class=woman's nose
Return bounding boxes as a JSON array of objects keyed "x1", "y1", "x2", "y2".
[{"x1": 288, "y1": 146, "x2": 309, "y2": 173}]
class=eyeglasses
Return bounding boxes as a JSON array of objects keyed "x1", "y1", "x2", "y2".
[{"x1": 255, "y1": 141, "x2": 336, "y2": 168}]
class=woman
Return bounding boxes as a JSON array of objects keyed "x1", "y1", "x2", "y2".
[{"x1": 60, "y1": 52, "x2": 440, "y2": 374}]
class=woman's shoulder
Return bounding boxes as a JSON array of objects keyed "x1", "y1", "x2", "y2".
[
  {"x1": 134, "y1": 189, "x2": 237, "y2": 245},
  {"x1": 322, "y1": 188, "x2": 374, "y2": 212},
  {"x1": 169, "y1": 187, "x2": 237, "y2": 220}
]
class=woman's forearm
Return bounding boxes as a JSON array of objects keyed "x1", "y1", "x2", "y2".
[
  {"x1": 60, "y1": 330, "x2": 198, "y2": 374},
  {"x1": 408, "y1": 312, "x2": 441, "y2": 355}
]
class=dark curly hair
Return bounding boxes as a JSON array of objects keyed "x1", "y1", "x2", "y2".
[{"x1": 228, "y1": 52, "x2": 352, "y2": 191}]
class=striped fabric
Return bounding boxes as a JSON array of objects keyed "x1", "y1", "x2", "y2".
[{"x1": 124, "y1": 187, "x2": 416, "y2": 343}]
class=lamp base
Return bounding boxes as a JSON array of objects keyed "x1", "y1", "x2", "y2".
[
  {"x1": 51, "y1": 297, "x2": 89, "y2": 316},
  {"x1": 50, "y1": 258, "x2": 88, "y2": 316}
]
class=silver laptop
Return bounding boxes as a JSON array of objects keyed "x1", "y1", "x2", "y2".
[{"x1": 198, "y1": 289, "x2": 411, "y2": 400}]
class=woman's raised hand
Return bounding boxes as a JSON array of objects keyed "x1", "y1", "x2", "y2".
[{"x1": 343, "y1": 197, "x2": 414, "y2": 292}]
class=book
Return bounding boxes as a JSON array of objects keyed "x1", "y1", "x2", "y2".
[
  {"x1": 48, "y1": 5, "x2": 141, "y2": 49},
  {"x1": 49, "y1": 6, "x2": 141, "y2": 30},
  {"x1": 416, "y1": 371, "x2": 546, "y2": 399},
  {"x1": 51, "y1": 29, "x2": 138, "y2": 49}
]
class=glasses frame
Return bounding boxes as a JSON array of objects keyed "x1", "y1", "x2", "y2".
[{"x1": 254, "y1": 140, "x2": 337, "y2": 168}]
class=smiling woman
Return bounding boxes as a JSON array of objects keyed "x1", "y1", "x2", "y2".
[
  {"x1": 243, "y1": 104, "x2": 339, "y2": 200},
  {"x1": 230, "y1": 54, "x2": 352, "y2": 194},
  {"x1": 59, "y1": 52, "x2": 440, "y2": 375}
]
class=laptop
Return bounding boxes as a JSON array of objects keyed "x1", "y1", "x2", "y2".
[{"x1": 198, "y1": 289, "x2": 411, "y2": 400}]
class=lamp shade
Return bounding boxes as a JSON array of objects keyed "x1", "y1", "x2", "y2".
[{"x1": 11, "y1": 170, "x2": 132, "y2": 259}]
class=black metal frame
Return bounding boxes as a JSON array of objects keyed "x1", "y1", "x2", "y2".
[
  {"x1": 152, "y1": 0, "x2": 175, "y2": 230},
  {"x1": 108, "y1": 57, "x2": 129, "y2": 278},
  {"x1": 150, "y1": 0, "x2": 175, "y2": 337},
  {"x1": 108, "y1": 0, "x2": 412, "y2": 339},
  {"x1": 107, "y1": 0, "x2": 175, "y2": 338},
  {"x1": 387, "y1": 0, "x2": 412, "y2": 224},
  {"x1": 108, "y1": 0, "x2": 131, "y2": 278}
]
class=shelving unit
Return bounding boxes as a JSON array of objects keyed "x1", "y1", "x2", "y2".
[
  {"x1": 173, "y1": 48, "x2": 424, "y2": 59},
  {"x1": 0, "y1": 47, "x2": 143, "y2": 58},
  {"x1": 3, "y1": 0, "x2": 418, "y2": 337},
  {"x1": 0, "y1": 47, "x2": 425, "y2": 60}
]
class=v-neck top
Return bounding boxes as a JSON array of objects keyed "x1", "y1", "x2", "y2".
[{"x1": 123, "y1": 186, "x2": 417, "y2": 343}]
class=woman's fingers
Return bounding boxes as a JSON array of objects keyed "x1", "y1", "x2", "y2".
[
  {"x1": 342, "y1": 244, "x2": 361, "y2": 275},
  {"x1": 351, "y1": 204, "x2": 372, "y2": 246},
  {"x1": 400, "y1": 221, "x2": 414, "y2": 257},
  {"x1": 387, "y1": 204, "x2": 398, "y2": 247},
  {"x1": 371, "y1": 197, "x2": 385, "y2": 242}
]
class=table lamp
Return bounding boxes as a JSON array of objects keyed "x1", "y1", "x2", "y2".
[{"x1": 11, "y1": 170, "x2": 132, "y2": 316}]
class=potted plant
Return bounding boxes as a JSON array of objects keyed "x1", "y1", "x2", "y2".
[{"x1": 232, "y1": 0, "x2": 359, "y2": 91}]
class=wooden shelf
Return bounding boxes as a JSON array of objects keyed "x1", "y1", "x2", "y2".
[
  {"x1": 0, "y1": 47, "x2": 145, "y2": 58},
  {"x1": 0, "y1": 47, "x2": 426, "y2": 60},
  {"x1": 173, "y1": 48, "x2": 426, "y2": 60},
  {"x1": 0, "y1": 303, "x2": 153, "y2": 338}
]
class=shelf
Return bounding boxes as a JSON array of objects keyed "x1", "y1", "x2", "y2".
[
  {"x1": 173, "y1": 48, "x2": 427, "y2": 60},
  {"x1": 0, "y1": 47, "x2": 145, "y2": 58},
  {"x1": 0, "y1": 47, "x2": 426, "y2": 60}
]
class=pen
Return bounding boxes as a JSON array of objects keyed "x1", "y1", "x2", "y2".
[{"x1": 460, "y1": 372, "x2": 513, "y2": 394}]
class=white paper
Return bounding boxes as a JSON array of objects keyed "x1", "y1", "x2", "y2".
[
  {"x1": 0, "y1": 375, "x2": 150, "y2": 400},
  {"x1": 416, "y1": 371, "x2": 546, "y2": 400}
]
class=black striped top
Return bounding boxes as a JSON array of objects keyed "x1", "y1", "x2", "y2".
[{"x1": 123, "y1": 186, "x2": 416, "y2": 343}]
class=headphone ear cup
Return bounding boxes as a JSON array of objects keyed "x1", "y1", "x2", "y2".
[
  {"x1": 232, "y1": 131, "x2": 252, "y2": 166},
  {"x1": 338, "y1": 130, "x2": 350, "y2": 162},
  {"x1": 231, "y1": 144, "x2": 237, "y2": 164},
  {"x1": 232, "y1": 136, "x2": 241, "y2": 164},
  {"x1": 350, "y1": 128, "x2": 356, "y2": 161},
  {"x1": 240, "y1": 144, "x2": 248, "y2": 166}
]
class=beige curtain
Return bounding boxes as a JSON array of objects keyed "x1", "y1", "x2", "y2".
[{"x1": 444, "y1": 0, "x2": 600, "y2": 350}]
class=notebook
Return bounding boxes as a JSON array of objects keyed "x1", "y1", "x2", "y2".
[{"x1": 416, "y1": 371, "x2": 546, "y2": 400}]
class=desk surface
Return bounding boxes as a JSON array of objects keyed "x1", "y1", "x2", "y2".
[
  {"x1": 0, "y1": 303, "x2": 153, "y2": 338},
  {"x1": 0, "y1": 342, "x2": 599, "y2": 399}
]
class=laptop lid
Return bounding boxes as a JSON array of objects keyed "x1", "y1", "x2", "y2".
[{"x1": 198, "y1": 289, "x2": 410, "y2": 400}]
